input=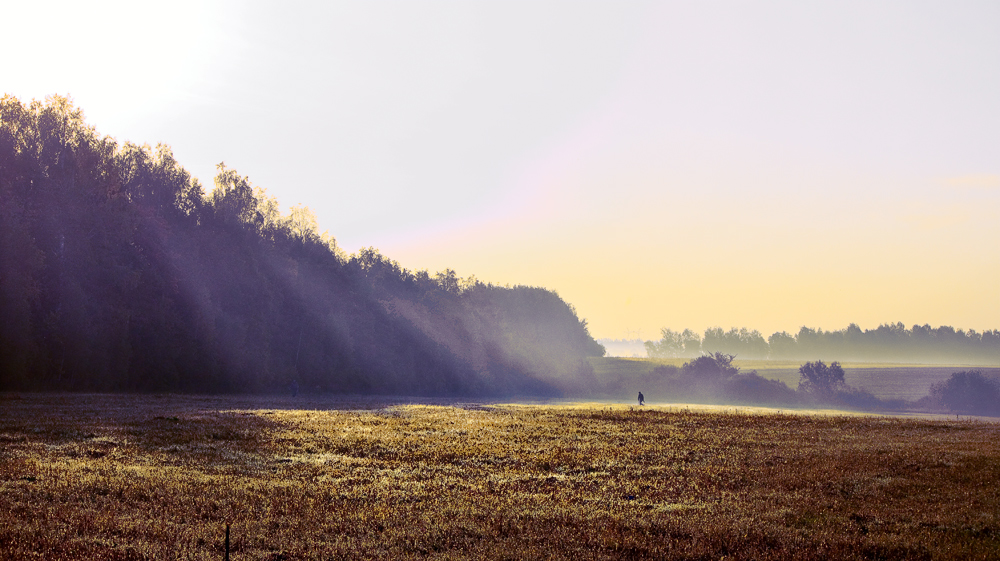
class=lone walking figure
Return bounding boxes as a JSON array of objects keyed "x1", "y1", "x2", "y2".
[{"x1": 638, "y1": 391, "x2": 644, "y2": 406}]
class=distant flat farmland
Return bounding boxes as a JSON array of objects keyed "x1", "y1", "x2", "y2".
[
  {"x1": 747, "y1": 363, "x2": 1000, "y2": 402},
  {"x1": 589, "y1": 357, "x2": 1000, "y2": 403}
]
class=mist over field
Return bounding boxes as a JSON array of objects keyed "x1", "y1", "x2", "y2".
[
  {"x1": 3, "y1": 2, "x2": 997, "y2": 341},
  {"x1": 2, "y1": 96, "x2": 999, "y2": 418},
  {"x1": 3, "y1": 5, "x2": 999, "y2": 559},
  {"x1": 0, "y1": 97, "x2": 605, "y2": 397}
]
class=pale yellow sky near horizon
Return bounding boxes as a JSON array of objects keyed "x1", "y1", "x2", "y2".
[
  {"x1": 3, "y1": 1, "x2": 998, "y2": 340},
  {"x1": 383, "y1": 158, "x2": 999, "y2": 339}
]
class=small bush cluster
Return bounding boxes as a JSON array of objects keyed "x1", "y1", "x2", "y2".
[{"x1": 925, "y1": 371, "x2": 1000, "y2": 415}]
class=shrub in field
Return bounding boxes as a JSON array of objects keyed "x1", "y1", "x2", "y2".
[
  {"x1": 795, "y1": 361, "x2": 899, "y2": 410},
  {"x1": 928, "y1": 370, "x2": 1000, "y2": 415},
  {"x1": 797, "y1": 360, "x2": 847, "y2": 399},
  {"x1": 681, "y1": 352, "x2": 740, "y2": 382},
  {"x1": 653, "y1": 353, "x2": 799, "y2": 406},
  {"x1": 662, "y1": 352, "x2": 740, "y2": 401}
]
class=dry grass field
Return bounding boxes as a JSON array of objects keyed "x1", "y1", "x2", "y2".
[{"x1": 2, "y1": 393, "x2": 999, "y2": 560}]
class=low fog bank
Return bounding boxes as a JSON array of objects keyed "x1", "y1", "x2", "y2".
[
  {"x1": 3, "y1": 98, "x2": 994, "y2": 405},
  {"x1": 573, "y1": 354, "x2": 1000, "y2": 418}
]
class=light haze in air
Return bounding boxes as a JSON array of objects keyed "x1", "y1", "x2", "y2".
[{"x1": 3, "y1": 0, "x2": 997, "y2": 339}]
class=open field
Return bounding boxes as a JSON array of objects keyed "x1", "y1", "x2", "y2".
[
  {"x1": 589, "y1": 357, "x2": 1000, "y2": 403},
  {"x1": 2, "y1": 394, "x2": 999, "y2": 559}
]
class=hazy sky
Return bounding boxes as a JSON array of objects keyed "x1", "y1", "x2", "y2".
[{"x1": 4, "y1": 1, "x2": 998, "y2": 340}]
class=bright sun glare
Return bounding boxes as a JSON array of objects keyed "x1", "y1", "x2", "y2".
[{"x1": 2, "y1": 0, "x2": 228, "y2": 132}]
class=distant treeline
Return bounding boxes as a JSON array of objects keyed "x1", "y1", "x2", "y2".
[
  {"x1": 0, "y1": 96, "x2": 604, "y2": 395},
  {"x1": 646, "y1": 324, "x2": 1000, "y2": 364}
]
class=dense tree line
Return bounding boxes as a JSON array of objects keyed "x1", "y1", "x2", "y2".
[
  {"x1": 646, "y1": 323, "x2": 1000, "y2": 363},
  {"x1": 0, "y1": 96, "x2": 604, "y2": 395}
]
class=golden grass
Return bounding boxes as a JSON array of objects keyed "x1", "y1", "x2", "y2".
[{"x1": 2, "y1": 393, "x2": 998, "y2": 559}]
